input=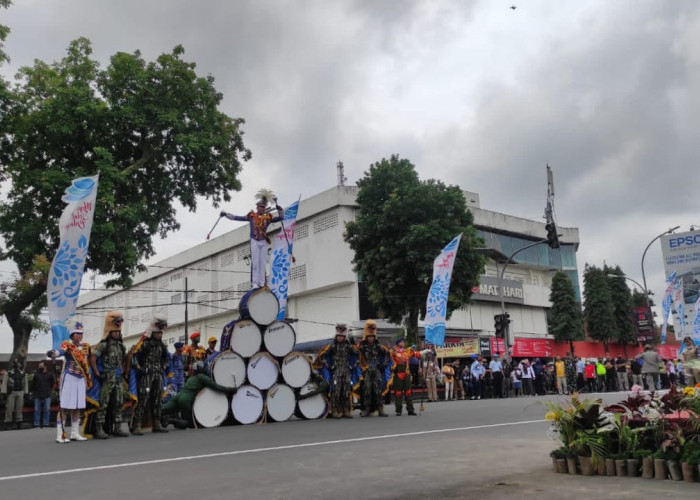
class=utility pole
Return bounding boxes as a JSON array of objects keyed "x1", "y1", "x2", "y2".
[{"x1": 184, "y1": 276, "x2": 189, "y2": 342}]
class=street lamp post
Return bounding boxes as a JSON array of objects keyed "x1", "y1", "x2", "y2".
[
  {"x1": 497, "y1": 239, "x2": 549, "y2": 358},
  {"x1": 641, "y1": 226, "x2": 679, "y2": 307}
]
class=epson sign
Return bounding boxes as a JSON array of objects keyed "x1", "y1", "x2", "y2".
[{"x1": 668, "y1": 234, "x2": 700, "y2": 248}]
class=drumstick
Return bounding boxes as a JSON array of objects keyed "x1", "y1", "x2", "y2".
[{"x1": 206, "y1": 215, "x2": 223, "y2": 240}]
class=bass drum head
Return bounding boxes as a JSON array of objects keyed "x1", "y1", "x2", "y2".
[
  {"x1": 239, "y1": 287, "x2": 280, "y2": 326},
  {"x1": 231, "y1": 385, "x2": 264, "y2": 424},
  {"x1": 231, "y1": 320, "x2": 262, "y2": 358},
  {"x1": 266, "y1": 383, "x2": 296, "y2": 422},
  {"x1": 263, "y1": 321, "x2": 296, "y2": 358},
  {"x1": 296, "y1": 382, "x2": 328, "y2": 420},
  {"x1": 281, "y1": 352, "x2": 311, "y2": 388},
  {"x1": 211, "y1": 351, "x2": 246, "y2": 389},
  {"x1": 192, "y1": 387, "x2": 230, "y2": 428},
  {"x1": 247, "y1": 352, "x2": 280, "y2": 390}
]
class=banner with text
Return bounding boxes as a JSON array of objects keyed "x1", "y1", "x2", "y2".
[
  {"x1": 660, "y1": 230, "x2": 700, "y2": 345},
  {"x1": 48, "y1": 175, "x2": 99, "y2": 349}
]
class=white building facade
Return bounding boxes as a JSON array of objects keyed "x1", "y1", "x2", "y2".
[{"x1": 76, "y1": 186, "x2": 580, "y2": 352}]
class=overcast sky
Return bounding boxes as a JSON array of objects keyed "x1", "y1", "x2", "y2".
[{"x1": 2, "y1": 0, "x2": 700, "y2": 351}]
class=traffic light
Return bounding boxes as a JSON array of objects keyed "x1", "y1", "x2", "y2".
[
  {"x1": 502, "y1": 312, "x2": 511, "y2": 330},
  {"x1": 494, "y1": 314, "x2": 504, "y2": 338},
  {"x1": 545, "y1": 222, "x2": 559, "y2": 249}
]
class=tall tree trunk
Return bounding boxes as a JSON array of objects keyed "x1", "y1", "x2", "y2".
[
  {"x1": 569, "y1": 339, "x2": 575, "y2": 357},
  {"x1": 406, "y1": 308, "x2": 419, "y2": 345}
]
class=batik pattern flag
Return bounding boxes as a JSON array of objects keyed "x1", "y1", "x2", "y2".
[
  {"x1": 425, "y1": 234, "x2": 462, "y2": 347},
  {"x1": 48, "y1": 175, "x2": 99, "y2": 349},
  {"x1": 660, "y1": 271, "x2": 676, "y2": 345},
  {"x1": 269, "y1": 199, "x2": 299, "y2": 320}
]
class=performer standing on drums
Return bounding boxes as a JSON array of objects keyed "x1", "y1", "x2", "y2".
[
  {"x1": 220, "y1": 189, "x2": 284, "y2": 288},
  {"x1": 161, "y1": 361, "x2": 235, "y2": 429},
  {"x1": 183, "y1": 332, "x2": 206, "y2": 379},
  {"x1": 90, "y1": 311, "x2": 129, "y2": 439},
  {"x1": 204, "y1": 336, "x2": 218, "y2": 358},
  {"x1": 390, "y1": 337, "x2": 423, "y2": 416},
  {"x1": 358, "y1": 320, "x2": 393, "y2": 417},
  {"x1": 314, "y1": 323, "x2": 360, "y2": 418},
  {"x1": 47, "y1": 323, "x2": 92, "y2": 443},
  {"x1": 128, "y1": 317, "x2": 170, "y2": 435}
]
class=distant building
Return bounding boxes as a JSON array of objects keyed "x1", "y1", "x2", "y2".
[{"x1": 76, "y1": 186, "x2": 580, "y2": 354}]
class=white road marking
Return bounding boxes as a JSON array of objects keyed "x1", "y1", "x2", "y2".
[{"x1": 0, "y1": 419, "x2": 544, "y2": 482}]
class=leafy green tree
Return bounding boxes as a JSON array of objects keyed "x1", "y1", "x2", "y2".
[
  {"x1": 605, "y1": 265, "x2": 637, "y2": 350},
  {"x1": 582, "y1": 264, "x2": 615, "y2": 347},
  {"x1": 344, "y1": 155, "x2": 485, "y2": 344},
  {"x1": 0, "y1": 38, "x2": 250, "y2": 364},
  {"x1": 548, "y1": 271, "x2": 583, "y2": 354},
  {"x1": 631, "y1": 289, "x2": 647, "y2": 308}
]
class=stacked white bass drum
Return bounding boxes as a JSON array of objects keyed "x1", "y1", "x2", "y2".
[{"x1": 193, "y1": 287, "x2": 327, "y2": 428}]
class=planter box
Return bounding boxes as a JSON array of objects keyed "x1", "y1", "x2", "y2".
[
  {"x1": 554, "y1": 458, "x2": 567, "y2": 474},
  {"x1": 605, "y1": 458, "x2": 616, "y2": 477},
  {"x1": 579, "y1": 456, "x2": 595, "y2": 476},
  {"x1": 654, "y1": 458, "x2": 667, "y2": 480},
  {"x1": 681, "y1": 462, "x2": 695, "y2": 483},
  {"x1": 615, "y1": 459, "x2": 626, "y2": 477},
  {"x1": 626, "y1": 458, "x2": 639, "y2": 477},
  {"x1": 641, "y1": 457, "x2": 654, "y2": 479},
  {"x1": 667, "y1": 460, "x2": 682, "y2": 481}
]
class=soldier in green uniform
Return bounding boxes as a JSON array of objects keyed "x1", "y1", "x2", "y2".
[
  {"x1": 90, "y1": 311, "x2": 129, "y2": 439},
  {"x1": 161, "y1": 362, "x2": 235, "y2": 429}
]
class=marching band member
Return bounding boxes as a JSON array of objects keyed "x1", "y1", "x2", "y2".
[
  {"x1": 314, "y1": 323, "x2": 360, "y2": 418},
  {"x1": 220, "y1": 189, "x2": 284, "y2": 288},
  {"x1": 47, "y1": 323, "x2": 92, "y2": 443}
]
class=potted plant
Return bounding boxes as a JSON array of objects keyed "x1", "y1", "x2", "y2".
[
  {"x1": 634, "y1": 449, "x2": 654, "y2": 479},
  {"x1": 680, "y1": 441, "x2": 700, "y2": 483},
  {"x1": 661, "y1": 424, "x2": 685, "y2": 481},
  {"x1": 652, "y1": 449, "x2": 668, "y2": 480},
  {"x1": 550, "y1": 447, "x2": 568, "y2": 473}
]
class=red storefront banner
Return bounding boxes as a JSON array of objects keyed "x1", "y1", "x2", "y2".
[
  {"x1": 490, "y1": 337, "x2": 506, "y2": 356},
  {"x1": 511, "y1": 337, "x2": 554, "y2": 358}
]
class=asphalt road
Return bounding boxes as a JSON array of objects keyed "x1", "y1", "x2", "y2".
[{"x1": 1, "y1": 392, "x2": 696, "y2": 499}]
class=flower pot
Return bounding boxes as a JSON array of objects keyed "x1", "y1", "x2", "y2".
[
  {"x1": 605, "y1": 458, "x2": 616, "y2": 477},
  {"x1": 681, "y1": 462, "x2": 695, "y2": 483},
  {"x1": 667, "y1": 460, "x2": 682, "y2": 481},
  {"x1": 579, "y1": 456, "x2": 594, "y2": 476},
  {"x1": 641, "y1": 457, "x2": 654, "y2": 479},
  {"x1": 567, "y1": 457, "x2": 577, "y2": 475},
  {"x1": 555, "y1": 458, "x2": 568, "y2": 474},
  {"x1": 596, "y1": 459, "x2": 607, "y2": 476},
  {"x1": 654, "y1": 458, "x2": 667, "y2": 480},
  {"x1": 615, "y1": 459, "x2": 626, "y2": 477},
  {"x1": 626, "y1": 458, "x2": 640, "y2": 477}
]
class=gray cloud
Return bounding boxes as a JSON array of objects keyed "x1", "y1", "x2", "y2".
[{"x1": 2, "y1": 0, "x2": 700, "y2": 335}]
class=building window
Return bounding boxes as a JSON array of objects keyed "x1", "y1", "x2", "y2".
[
  {"x1": 220, "y1": 287, "x2": 236, "y2": 301},
  {"x1": 236, "y1": 282, "x2": 251, "y2": 293},
  {"x1": 170, "y1": 271, "x2": 183, "y2": 282},
  {"x1": 197, "y1": 259, "x2": 210, "y2": 275},
  {"x1": 220, "y1": 250, "x2": 235, "y2": 267},
  {"x1": 237, "y1": 247, "x2": 251, "y2": 261},
  {"x1": 170, "y1": 293, "x2": 181, "y2": 304},
  {"x1": 290, "y1": 264, "x2": 306, "y2": 280},
  {"x1": 313, "y1": 212, "x2": 338, "y2": 233},
  {"x1": 295, "y1": 223, "x2": 309, "y2": 240},
  {"x1": 158, "y1": 277, "x2": 169, "y2": 289}
]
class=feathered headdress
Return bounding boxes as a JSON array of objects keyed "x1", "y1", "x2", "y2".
[
  {"x1": 102, "y1": 311, "x2": 124, "y2": 340},
  {"x1": 255, "y1": 188, "x2": 276, "y2": 207}
]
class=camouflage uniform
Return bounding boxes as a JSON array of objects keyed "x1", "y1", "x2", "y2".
[
  {"x1": 358, "y1": 320, "x2": 393, "y2": 417},
  {"x1": 92, "y1": 337, "x2": 127, "y2": 435}
]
